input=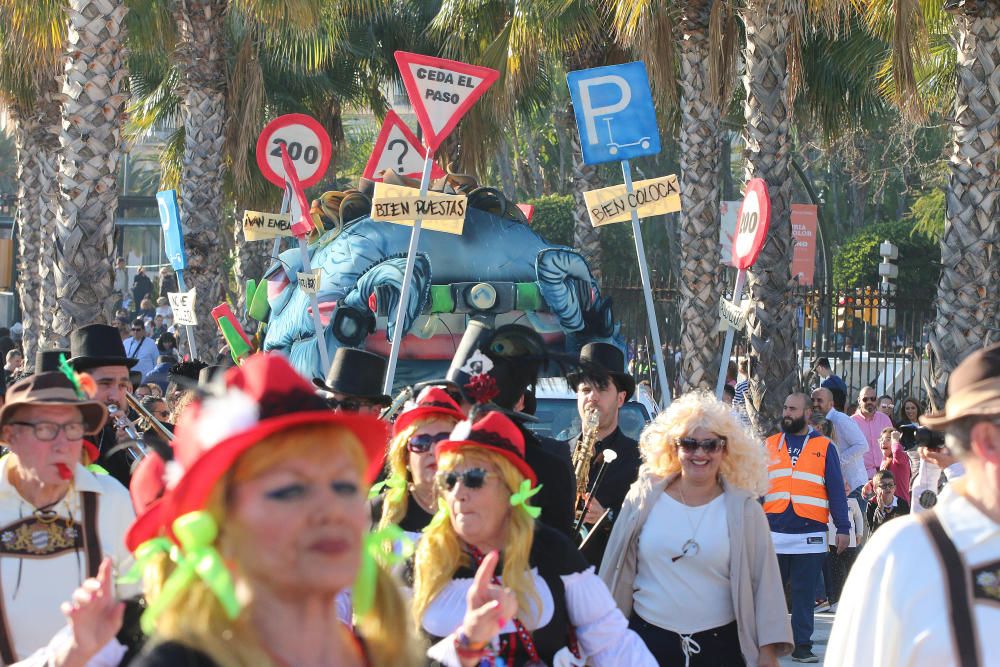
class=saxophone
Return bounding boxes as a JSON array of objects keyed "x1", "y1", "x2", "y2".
[{"x1": 572, "y1": 408, "x2": 601, "y2": 507}]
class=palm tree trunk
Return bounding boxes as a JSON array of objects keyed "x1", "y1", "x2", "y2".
[
  {"x1": 929, "y1": 4, "x2": 1000, "y2": 395},
  {"x1": 173, "y1": 0, "x2": 229, "y2": 360},
  {"x1": 559, "y1": 107, "x2": 603, "y2": 280},
  {"x1": 741, "y1": 0, "x2": 798, "y2": 431},
  {"x1": 676, "y1": 6, "x2": 724, "y2": 392},
  {"x1": 52, "y1": 0, "x2": 129, "y2": 335},
  {"x1": 11, "y1": 112, "x2": 41, "y2": 364}
]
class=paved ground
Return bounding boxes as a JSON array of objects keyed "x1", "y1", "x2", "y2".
[{"x1": 777, "y1": 611, "x2": 834, "y2": 666}]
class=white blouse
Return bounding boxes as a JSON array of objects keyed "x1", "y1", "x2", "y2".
[
  {"x1": 632, "y1": 491, "x2": 735, "y2": 634},
  {"x1": 424, "y1": 565, "x2": 656, "y2": 666}
]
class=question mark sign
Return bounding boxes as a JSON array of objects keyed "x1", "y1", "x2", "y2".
[{"x1": 386, "y1": 138, "x2": 409, "y2": 170}]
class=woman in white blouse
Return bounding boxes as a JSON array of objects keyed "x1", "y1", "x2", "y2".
[
  {"x1": 410, "y1": 410, "x2": 655, "y2": 667},
  {"x1": 600, "y1": 391, "x2": 792, "y2": 666}
]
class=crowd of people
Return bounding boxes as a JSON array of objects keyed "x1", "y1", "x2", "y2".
[{"x1": 0, "y1": 308, "x2": 994, "y2": 667}]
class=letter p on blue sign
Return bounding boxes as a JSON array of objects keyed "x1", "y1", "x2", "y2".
[{"x1": 567, "y1": 62, "x2": 661, "y2": 166}]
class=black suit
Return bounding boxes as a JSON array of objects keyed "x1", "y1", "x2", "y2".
[
  {"x1": 95, "y1": 423, "x2": 133, "y2": 488},
  {"x1": 579, "y1": 426, "x2": 641, "y2": 568},
  {"x1": 520, "y1": 427, "x2": 576, "y2": 538}
]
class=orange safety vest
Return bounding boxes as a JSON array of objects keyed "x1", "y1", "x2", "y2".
[{"x1": 764, "y1": 431, "x2": 831, "y2": 524}]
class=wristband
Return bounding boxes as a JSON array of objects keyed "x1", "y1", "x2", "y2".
[{"x1": 455, "y1": 631, "x2": 489, "y2": 652}]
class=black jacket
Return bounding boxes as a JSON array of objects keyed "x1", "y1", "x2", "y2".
[
  {"x1": 579, "y1": 426, "x2": 641, "y2": 568},
  {"x1": 866, "y1": 497, "x2": 910, "y2": 534},
  {"x1": 95, "y1": 423, "x2": 134, "y2": 488},
  {"x1": 521, "y1": 427, "x2": 575, "y2": 538}
]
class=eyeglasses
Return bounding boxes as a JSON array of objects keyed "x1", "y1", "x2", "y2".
[
  {"x1": 131, "y1": 328, "x2": 143, "y2": 332},
  {"x1": 675, "y1": 437, "x2": 727, "y2": 454},
  {"x1": 436, "y1": 467, "x2": 493, "y2": 491},
  {"x1": 877, "y1": 482, "x2": 896, "y2": 490},
  {"x1": 10, "y1": 421, "x2": 86, "y2": 441},
  {"x1": 407, "y1": 432, "x2": 450, "y2": 454}
]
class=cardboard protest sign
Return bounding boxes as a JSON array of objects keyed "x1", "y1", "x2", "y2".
[
  {"x1": 256, "y1": 114, "x2": 332, "y2": 188},
  {"x1": 583, "y1": 174, "x2": 681, "y2": 227},
  {"x1": 719, "y1": 298, "x2": 748, "y2": 332},
  {"x1": 371, "y1": 182, "x2": 467, "y2": 235},
  {"x1": 363, "y1": 111, "x2": 446, "y2": 182},
  {"x1": 297, "y1": 268, "x2": 322, "y2": 294},
  {"x1": 242, "y1": 211, "x2": 294, "y2": 241},
  {"x1": 394, "y1": 51, "x2": 499, "y2": 152},
  {"x1": 167, "y1": 289, "x2": 197, "y2": 326}
]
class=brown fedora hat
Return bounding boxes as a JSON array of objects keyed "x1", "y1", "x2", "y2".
[
  {"x1": 922, "y1": 342, "x2": 1000, "y2": 428},
  {"x1": 0, "y1": 372, "x2": 108, "y2": 434}
]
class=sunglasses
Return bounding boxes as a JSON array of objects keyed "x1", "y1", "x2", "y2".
[
  {"x1": 407, "y1": 432, "x2": 449, "y2": 453},
  {"x1": 675, "y1": 437, "x2": 727, "y2": 454},
  {"x1": 861, "y1": 397, "x2": 877, "y2": 403},
  {"x1": 436, "y1": 467, "x2": 493, "y2": 491},
  {"x1": 326, "y1": 397, "x2": 376, "y2": 412}
]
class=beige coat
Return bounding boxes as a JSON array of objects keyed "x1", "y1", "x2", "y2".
[{"x1": 598, "y1": 470, "x2": 793, "y2": 665}]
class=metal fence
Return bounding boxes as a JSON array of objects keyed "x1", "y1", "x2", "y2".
[{"x1": 604, "y1": 282, "x2": 937, "y2": 412}]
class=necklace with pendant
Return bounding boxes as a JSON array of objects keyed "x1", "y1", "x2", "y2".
[{"x1": 671, "y1": 483, "x2": 712, "y2": 563}]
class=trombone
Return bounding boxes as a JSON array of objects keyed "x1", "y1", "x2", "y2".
[{"x1": 108, "y1": 392, "x2": 174, "y2": 464}]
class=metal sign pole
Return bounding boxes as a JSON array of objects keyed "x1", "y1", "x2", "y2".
[
  {"x1": 621, "y1": 159, "x2": 671, "y2": 408},
  {"x1": 270, "y1": 187, "x2": 290, "y2": 266},
  {"x1": 715, "y1": 269, "x2": 747, "y2": 399},
  {"x1": 383, "y1": 147, "x2": 434, "y2": 395},
  {"x1": 173, "y1": 271, "x2": 199, "y2": 360}
]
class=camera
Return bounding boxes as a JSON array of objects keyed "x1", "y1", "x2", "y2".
[{"x1": 898, "y1": 423, "x2": 945, "y2": 450}]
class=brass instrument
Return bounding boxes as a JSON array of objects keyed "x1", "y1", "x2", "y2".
[
  {"x1": 125, "y1": 391, "x2": 174, "y2": 443},
  {"x1": 108, "y1": 403, "x2": 147, "y2": 464},
  {"x1": 379, "y1": 386, "x2": 414, "y2": 422},
  {"x1": 572, "y1": 408, "x2": 600, "y2": 522}
]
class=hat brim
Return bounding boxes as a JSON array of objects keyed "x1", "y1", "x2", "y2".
[
  {"x1": 436, "y1": 439, "x2": 538, "y2": 486},
  {"x1": 125, "y1": 411, "x2": 388, "y2": 550},
  {"x1": 311, "y1": 378, "x2": 391, "y2": 404},
  {"x1": 565, "y1": 369, "x2": 635, "y2": 401},
  {"x1": 393, "y1": 404, "x2": 466, "y2": 436},
  {"x1": 68, "y1": 356, "x2": 138, "y2": 371},
  {"x1": 0, "y1": 398, "x2": 108, "y2": 434},
  {"x1": 920, "y1": 402, "x2": 1000, "y2": 429}
]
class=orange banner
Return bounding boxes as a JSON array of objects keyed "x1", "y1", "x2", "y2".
[{"x1": 791, "y1": 204, "x2": 817, "y2": 286}]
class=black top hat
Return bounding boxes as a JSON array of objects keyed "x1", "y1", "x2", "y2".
[
  {"x1": 35, "y1": 348, "x2": 71, "y2": 374},
  {"x1": 312, "y1": 348, "x2": 391, "y2": 404},
  {"x1": 68, "y1": 324, "x2": 137, "y2": 371},
  {"x1": 567, "y1": 342, "x2": 635, "y2": 400}
]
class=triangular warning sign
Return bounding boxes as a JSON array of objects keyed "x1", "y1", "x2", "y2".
[
  {"x1": 363, "y1": 111, "x2": 447, "y2": 182},
  {"x1": 394, "y1": 51, "x2": 499, "y2": 153},
  {"x1": 281, "y1": 144, "x2": 313, "y2": 239}
]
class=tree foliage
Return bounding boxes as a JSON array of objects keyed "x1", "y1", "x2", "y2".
[{"x1": 832, "y1": 219, "x2": 939, "y2": 298}]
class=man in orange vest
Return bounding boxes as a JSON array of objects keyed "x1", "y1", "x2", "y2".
[{"x1": 765, "y1": 392, "x2": 850, "y2": 663}]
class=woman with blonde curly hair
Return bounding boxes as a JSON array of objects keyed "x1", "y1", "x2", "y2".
[
  {"x1": 600, "y1": 391, "x2": 792, "y2": 667},
  {"x1": 125, "y1": 354, "x2": 422, "y2": 667},
  {"x1": 410, "y1": 410, "x2": 655, "y2": 666},
  {"x1": 371, "y1": 387, "x2": 465, "y2": 539}
]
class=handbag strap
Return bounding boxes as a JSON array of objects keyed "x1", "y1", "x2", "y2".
[{"x1": 918, "y1": 510, "x2": 980, "y2": 667}]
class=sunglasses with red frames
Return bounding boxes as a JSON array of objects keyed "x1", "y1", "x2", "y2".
[
  {"x1": 407, "y1": 432, "x2": 450, "y2": 453},
  {"x1": 675, "y1": 437, "x2": 727, "y2": 454}
]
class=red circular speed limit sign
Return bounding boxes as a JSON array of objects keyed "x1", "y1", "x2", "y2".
[
  {"x1": 255, "y1": 114, "x2": 332, "y2": 188},
  {"x1": 731, "y1": 178, "x2": 771, "y2": 270}
]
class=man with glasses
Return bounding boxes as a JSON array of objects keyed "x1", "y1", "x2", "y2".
[
  {"x1": 828, "y1": 342, "x2": 1000, "y2": 666},
  {"x1": 764, "y1": 393, "x2": 850, "y2": 663},
  {"x1": 852, "y1": 386, "x2": 894, "y2": 479},
  {"x1": 0, "y1": 371, "x2": 135, "y2": 661},
  {"x1": 312, "y1": 347, "x2": 391, "y2": 417},
  {"x1": 122, "y1": 318, "x2": 158, "y2": 378}
]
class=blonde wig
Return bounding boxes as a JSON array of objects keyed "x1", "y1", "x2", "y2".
[
  {"x1": 640, "y1": 390, "x2": 769, "y2": 495},
  {"x1": 411, "y1": 447, "x2": 540, "y2": 629},
  {"x1": 380, "y1": 415, "x2": 460, "y2": 531},
  {"x1": 143, "y1": 423, "x2": 422, "y2": 667}
]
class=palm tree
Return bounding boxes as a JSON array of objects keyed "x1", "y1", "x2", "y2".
[
  {"x1": 609, "y1": 0, "x2": 739, "y2": 393},
  {"x1": 0, "y1": 2, "x2": 65, "y2": 360},
  {"x1": 51, "y1": 0, "x2": 130, "y2": 336},
  {"x1": 740, "y1": 0, "x2": 798, "y2": 429}
]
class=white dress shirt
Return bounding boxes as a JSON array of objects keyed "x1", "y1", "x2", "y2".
[
  {"x1": 123, "y1": 335, "x2": 158, "y2": 377},
  {"x1": 827, "y1": 479, "x2": 1000, "y2": 666}
]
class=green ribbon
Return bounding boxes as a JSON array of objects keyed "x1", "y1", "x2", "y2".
[
  {"x1": 367, "y1": 474, "x2": 407, "y2": 504},
  {"x1": 427, "y1": 497, "x2": 450, "y2": 530},
  {"x1": 86, "y1": 463, "x2": 109, "y2": 476},
  {"x1": 58, "y1": 354, "x2": 85, "y2": 399},
  {"x1": 352, "y1": 524, "x2": 414, "y2": 617},
  {"x1": 509, "y1": 479, "x2": 543, "y2": 519},
  {"x1": 118, "y1": 537, "x2": 173, "y2": 585},
  {"x1": 140, "y1": 512, "x2": 240, "y2": 634}
]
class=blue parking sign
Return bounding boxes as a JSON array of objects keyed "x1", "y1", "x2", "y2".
[
  {"x1": 567, "y1": 62, "x2": 661, "y2": 165},
  {"x1": 156, "y1": 190, "x2": 188, "y2": 271}
]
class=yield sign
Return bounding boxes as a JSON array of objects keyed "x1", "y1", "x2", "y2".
[
  {"x1": 394, "y1": 51, "x2": 499, "y2": 152},
  {"x1": 363, "y1": 111, "x2": 447, "y2": 182}
]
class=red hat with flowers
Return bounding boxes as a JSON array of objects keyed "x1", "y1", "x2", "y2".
[
  {"x1": 436, "y1": 410, "x2": 536, "y2": 485},
  {"x1": 125, "y1": 353, "x2": 388, "y2": 551},
  {"x1": 392, "y1": 386, "x2": 466, "y2": 436}
]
